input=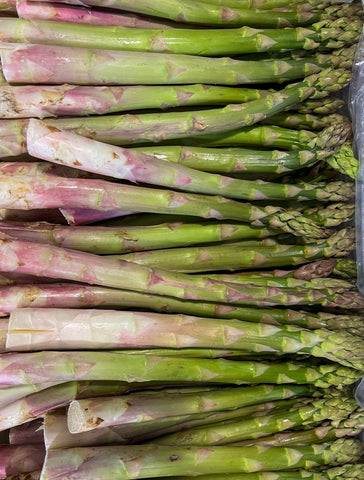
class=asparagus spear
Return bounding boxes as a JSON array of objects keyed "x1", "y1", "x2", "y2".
[
  {"x1": 325, "y1": 141, "x2": 359, "y2": 179},
  {"x1": 331, "y1": 258, "x2": 357, "y2": 279},
  {"x1": 0, "y1": 445, "x2": 45, "y2": 478},
  {"x1": 16, "y1": 0, "x2": 182, "y2": 28},
  {"x1": 299, "y1": 202, "x2": 355, "y2": 227},
  {"x1": 1, "y1": 43, "x2": 354, "y2": 85},
  {"x1": 111, "y1": 228, "x2": 355, "y2": 273},
  {"x1": 0, "y1": 84, "x2": 270, "y2": 119},
  {"x1": 8, "y1": 308, "x2": 364, "y2": 368},
  {"x1": 27, "y1": 119, "x2": 354, "y2": 202},
  {"x1": 1, "y1": 18, "x2": 360, "y2": 55},
  {"x1": 263, "y1": 113, "x2": 346, "y2": 130},
  {"x1": 0, "y1": 119, "x2": 28, "y2": 157},
  {"x1": 40, "y1": 439, "x2": 364, "y2": 479},
  {"x1": 32, "y1": 0, "x2": 358, "y2": 28},
  {"x1": 152, "y1": 395, "x2": 359, "y2": 446},
  {"x1": 67, "y1": 384, "x2": 313, "y2": 433},
  {"x1": 0, "y1": 350, "x2": 360, "y2": 388},
  {"x1": 149, "y1": 464, "x2": 364, "y2": 480},
  {"x1": 0, "y1": 175, "x2": 326, "y2": 237},
  {"x1": 295, "y1": 97, "x2": 346, "y2": 115},
  {"x1": 0, "y1": 221, "x2": 277, "y2": 254}
]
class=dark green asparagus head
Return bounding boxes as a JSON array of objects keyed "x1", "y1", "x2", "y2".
[{"x1": 326, "y1": 142, "x2": 359, "y2": 179}]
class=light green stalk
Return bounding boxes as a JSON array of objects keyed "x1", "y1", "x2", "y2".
[
  {"x1": 153, "y1": 395, "x2": 359, "y2": 445},
  {"x1": 0, "y1": 18, "x2": 360, "y2": 55},
  {"x1": 40, "y1": 439, "x2": 364, "y2": 479}
]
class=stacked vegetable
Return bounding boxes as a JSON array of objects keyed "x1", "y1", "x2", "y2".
[{"x1": 0, "y1": 0, "x2": 363, "y2": 478}]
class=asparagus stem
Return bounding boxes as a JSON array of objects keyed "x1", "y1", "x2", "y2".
[
  {"x1": 9, "y1": 419, "x2": 45, "y2": 445},
  {"x1": 40, "y1": 439, "x2": 364, "y2": 479},
  {"x1": 0, "y1": 220, "x2": 277, "y2": 254},
  {"x1": 263, "y1": 113, "x2": 346, "y2": 130},
  {"x1": 30, "y1": 0, "x2": 358, "y2": 27},
  {"x1": 0, "y1": 84, "x2": 270, "y2": 119},
  {"x1": 0, "y1": 18, "x2": 360, "y2": 55},
  {"x1": 1, "y1": 43, "x2": 355, "y2": 85},
  {"x1": 0, "y1": 174, "x2": 326, "y2": 237},
  {"x1": 67, "y1": 384, "x2": 311, "y2": 433},
  {"x1": 0, "y1": 350, "x2": 360, "y2": 388},
  {"x1": 0, "y1": 445, "x2": 45, "y2": 478},
  {"x1": 28, "y1": 119, "x2": 354, "y2": 203},
  {"x1": 152, "y1": 395, "x2": 359, "y2": 445}
]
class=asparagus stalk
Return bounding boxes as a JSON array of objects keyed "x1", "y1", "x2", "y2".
[
  {"x1": 59, "y1": 208, "x2": 136, "y2": 226},
  {"x1": 1, "y1": 43, "x2": 354, "y2": 85},
  {"x1": 133, "y1": 146, "x2": 321, "y2": 174},
  {"x1": 8, "y1": 308, "x2": 364, "y2": 368},
  {"x1": 0, "y1": 350, "x2": 360, "y2": 388},
  {"x1": 1, "y1": 281, "x2": 363, "y2": 332},
  {"x1": 67, "y1": 384, "x2": 313, "y2": 433},
  {"x1": 27, "y1": 120, "x2": 354, "y2": 203},
  {"x1": 40, "y1": 439, "x2": 364, "y2": 479},
  {"x1": 110, "y1": 228, "x2": 355, "y2": 273},
  {"x1": 295, "y1": 97, "x2": 346, "y2": 115},
  {"x1": 5, "y1": 472, "x2": 41, "y2": 480},
  {"x1": 0, "y1": 119, "x2": 28, "y2": 157},
  {"x1": 0, "y1": 221, "x2": 277, "y2": 254},
  {"x1": 0, "y1": 18, "x2": 361, "y2": 55},
  {"x1": 9, "y1": 419, "x2": 45, "y2": 445},
  {"x1": 150, "y1": 465, "x2": 364, "y2": 480},
  {"x1": 0, "y1": 84, "x2": 270, "y2": 119},
  {"x1": 31, "y1": 0, "x2": 358, "y2": 28},
  {"x1": 16, "y1": 0, "x2": 181, "y2": 28},
  {"x1": 0, "y1": 175, "x2": 326, "y2": 237},
  {"x1": 152, "y1": 395, "x2": 359, "y2": 446},
  {"x1": 0, "y1": 445, "x2": 45, "y2": 478}
]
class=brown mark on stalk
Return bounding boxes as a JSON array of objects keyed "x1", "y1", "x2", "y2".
[
  {"x1": 222, "y1": 7, "x2": 240, "y2": 22},
  {"x1": 113, "y1": 152, "x2": 120, "y2": 159},
  {"x1": 45, "y1": 125, "x2": 62, "y2": 133},
  {"x1": 86, "y1": 416, "x2": 104, "y2": 428},
  {"x1": 169, "y1": 455, "x2": 180, "y2": 462}
]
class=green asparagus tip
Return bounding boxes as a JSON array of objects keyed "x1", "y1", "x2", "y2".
[{"x1": 326, "y1": 142, "x2": 359, "y2": 179}]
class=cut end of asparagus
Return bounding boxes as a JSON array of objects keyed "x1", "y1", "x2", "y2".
[
  {"x1": 67, "y1": 400, "x2": 92, "y2": 433},
  {"x1": 326, "y1": 142, "x2": 359, "y2": 179}
]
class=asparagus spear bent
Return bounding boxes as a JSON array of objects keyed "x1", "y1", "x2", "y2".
[
  {"x1": 27, "y1": 119, "x2": 353, "y2": 202},
  {"x1": 1, "y1": 43, "x2": 354, "y2": 85},
  {"x1": 34, "y1": 0, "x2": 358, "y2": 28},
  {"x1": 0, "y1": 18, "x2": 360, "y2": 55},
  {"x1": 0, "y1": 174, "x2": 325, "y2": 237},
  {"x1": 40, "y1": 439, "x2": 364, "y2": 479}
]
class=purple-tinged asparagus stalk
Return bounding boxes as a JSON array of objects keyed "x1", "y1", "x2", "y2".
[
  {"x1": 0, "y1": 209, "x2": 64, "y2": 223},
  {"x1": 0, "y1": 43, "x2": 353, "y2": 86},
  {"x1": 16, "y1": 0, "x2": 180, "y2": 28},
  {"x1": 0, "y1": 445, "x2": 45, "y2": 478},
  {"x1": 1, "y1": 284, "x2": 363, "y2": 334},
  {"x1": 0, "y1": 84, "x2": 269, "y2": 119},
  {"x1": 0, "y1": 350, "x2": 360, "y2": 388},
  {"x1": 7, "y1": 308, "x2": 364, "y2": 369},
  {"x1": 0, "y1": 221, "x2": 276, "y2": 254},
  {"x1": 59, "y1": 208, "x2": 136, "y2": 225},
  {"x1": 0, "y1": 174, "x2": 326, "y2": 237},
  {"x1": 39, "y1": 439, "x2": 364, "y2": 479},
  {"x1": 0, "y1": 231, "x2": 356, "y2": 308},
  {"x1": 27, "y1": 119, "x2": 353, "y2": 203},
  {"x1": 9, "y1": 419, "x2": 44, "y2": 445}
]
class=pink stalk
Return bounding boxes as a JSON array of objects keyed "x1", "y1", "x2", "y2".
[
  {"x1": 9, "y1": 419, "x2": 44, "y2": 445},
  {"x1": 17, "y1": 0, "x2": 177, "y2": 28},
  {"x1": 0, "y1": 445, "x2": 45, "y2": 478},
  {"x1": 0, "y1": 120, "x2": 28, "y2": 158}
]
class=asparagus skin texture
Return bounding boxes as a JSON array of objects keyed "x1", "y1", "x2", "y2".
[
  {"x1": 32, "y1": 0, "x2": 359, "y2": 28},
  {"x1": 0, "y1": 221, "x2": 277, "y2": 254},
  {"x1": 40, "y1": 439, "x2": 364, "y2": 479},
  {"x1": 0, "y1": 84, "x2": 271, "y2": 119},
  {"x1": 0, "y1": 351, "x2": 360, "y2": 388},
  {"x1": 1, "y1": 43, "x2": 355, "y2": 85},
  {"x1": 0, "y1": 445, "x2": 45, "y2": 478},
  {"x1": 0, "y1": 18, "x2": 361, "y2": 55},
  {"x1": 27, "y1": 120, "x2": 354, "y2": 203}
]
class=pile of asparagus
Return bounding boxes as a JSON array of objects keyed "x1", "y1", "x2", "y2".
[{"x1": 0, "y1": 0, "x2": 363, "y2": 478}]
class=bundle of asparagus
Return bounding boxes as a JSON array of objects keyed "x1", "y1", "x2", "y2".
[{"x1": 0, "y1": 0, "x2": 362, "y2": 479}]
